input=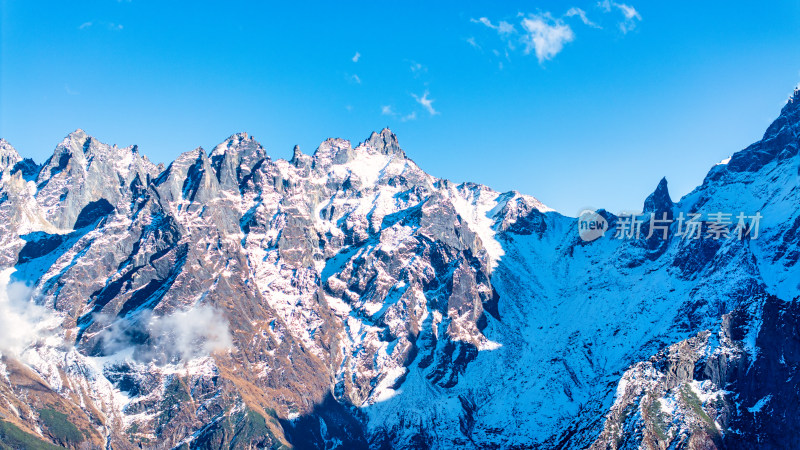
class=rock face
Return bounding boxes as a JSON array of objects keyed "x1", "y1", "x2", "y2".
[{"x1": 0, "y1": 87, "x2": 797, "y2": 449}]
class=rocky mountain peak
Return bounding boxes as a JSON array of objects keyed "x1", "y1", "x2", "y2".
[
  {"x1": 154, "y1": 146, "x2": 226, "y2": 209},
  {"x1": 290, "y1": 144, "x2": 312, "y2": 170},
  {"x1": 0, "y1": 138, "x2": 22, "y2": 173},
  {"x1": 230, "y1": 131, "x2": 250, "y2": 142},
  {"x1": 210, "y1": 133, "x2": 268, "y2": 191},
  {"x1": 67, "y1": 127, "x2": 88, "y2": 140},
  {"x1": 290, "y1": 144, "x2": 303, "y2": 163},
  {"x1": 159, "y1": 146, "x2": 207, "y2": 181},
  {"x1": 37, "y1": 130, "x2": 107, "y2": 181},
  {"x1": 359, "y1": 127, "x2": 405, "y2": 157},
  {"x1": 312, "y1": 137, "x2": 352, "y2": 168},
  {"x1": 766, "y1": 86, "x2": 800, "y2": 137},
  {"x1": 50, "y1": 128, "x2": 89, "y2": 157},
  {"x1": 308, "y1": 129, "x2": 406, "y2": 172},
  {"x1": 642, "y1": 176, "x2": 673, "y2": 215},
  {"x1": 701, "y1": 86, "x2": 799, "y2": 181},
  {"x1": 210, "y1": 132, "x2": 258, "y2": 155},
  {"x1": 29, "y1": 131, "x2": 161, "y2": 229},
  {"x1": 60, "y1": 128, "x2": 92, "y2": 154},
  {"x1": 789, "y1": 86, "x2": 800, "y2": 108}
]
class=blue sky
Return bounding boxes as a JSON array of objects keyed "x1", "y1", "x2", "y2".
[{"x1": 1, "y1": 1, "x2": 799, "y2": 214}]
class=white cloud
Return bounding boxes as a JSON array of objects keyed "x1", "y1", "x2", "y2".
[
  {"x1": 412, "y1": 91, "x2": 439, "y2": 116},
  {"x1": 497, "y1": 20, "x2": 515, "y2": 34},
  {"x1": 98, "y1": 305, "x2": 233, "y2": 364},
  {"x1": 351, "y1": 74, "x2": 361, "y2": 84},
  {"x1": 79, "y1": 21, "x2": 124, "y2": 31},
  {"x1": 565, "y1": 7, "x2": 600, "y2": 28},
  {"x1": 401, "y1": 111, "x2": 417, "y2": 122},
  {"x1": 472, "y1": 17, "x2": 492, "y2": 27},
  {"x1": 0, "y1": 269, "x2": 61, "y2": 359},
  {"x1": 470, "y1": 3, "x2": 641, "y2": 62},
  {"x1": 616, "y1": 3, "x2": 640, "y2": 20},
  {"x1": 520, "y1": 14, "x2": 575, "y2": 63},
  {"x1": 471, "y1": 11, "x2": 577, "y2": 62},
  {"x1": 352, "y1": 51, "x2": 361, "y2": 63},
  {"x1": 147, "y1": 306, "x2": 232, "y2": 362},
  {"x1": 616, "y1": 4, "x2": 641, "y2": 33},
  {"x1": 472, "y1": 17, "x2": 515, "y2": 34},
  {"x1": 381, "y1": 105, "x2": 417, "y2": 121},
  {"x1": 598, "y1": 1, "x2": 641, "y2": 33},
  {"x1": 409, "y1": 60, "x2": 427, "y2": 75}
]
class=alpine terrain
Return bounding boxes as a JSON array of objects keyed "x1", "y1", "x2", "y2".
[{"x1": 0, "y1": 87, "x2": 797, "y2": 449}]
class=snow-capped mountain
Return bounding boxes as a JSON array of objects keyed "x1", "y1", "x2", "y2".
[{"x1": 0, "y1": 87, "x2": 797, "y2": 449}]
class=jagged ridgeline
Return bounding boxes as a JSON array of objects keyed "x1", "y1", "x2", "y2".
[{"x1": 0, "y1": 87, "x2": 797, "y2": 449}]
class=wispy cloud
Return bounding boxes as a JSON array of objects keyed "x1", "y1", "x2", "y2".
[
  {"x1": 565, "y1": 7, "x2": 600, "y2": 28},
  {"x1": 616, "y1": 3, "x2": 641, "y2": 20},
  {"x1": 65, "y1": 84, "x2": 79, "y2": 96},
  {"x1": 78, "y1": 21, "x2": 124, "y2": 31},
  {"x1": 408, "y1": 60, "x2": 427, "y2": 77},
  {"x1": 471, "y1": 17, "x2": 515, "y2": 35},
  {"x1": 380, "y1": 105, "x2": 417, "y2": 122},
  {"x1": 352, "y1": 51, "x2": 361, "y2": 63},
  {"x1": 617, "y1": 5, "x2": 641, "y2": 33},
  {"x1": 469, "y1": 3, "x2": 641, "y2": 63},
  {"x1": 469, "y1": 11, "x2": 576, "y2": 63},
  {"x1": 350, "y1": 74, "x2": 361, "y2": 84},
  {"x1": 520, "y1": 13, "x2": 575, "y2": 63},
  {"x1": 412, "y1": 91, "x2": 439, "y2": 116},
  {"x1": 381, "y1": 63, "x2": 436, "y2": 120},
  {"x1": 401, "y1": 111, "x2": 417, "y2": 122},
  {"x1": 598, "y1": 1, "x2": 642, "y2": 33}
]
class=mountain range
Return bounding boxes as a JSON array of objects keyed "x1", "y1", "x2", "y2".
[{"x1": 0, "y1": 87, "x2": 797, "y2": 449}]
